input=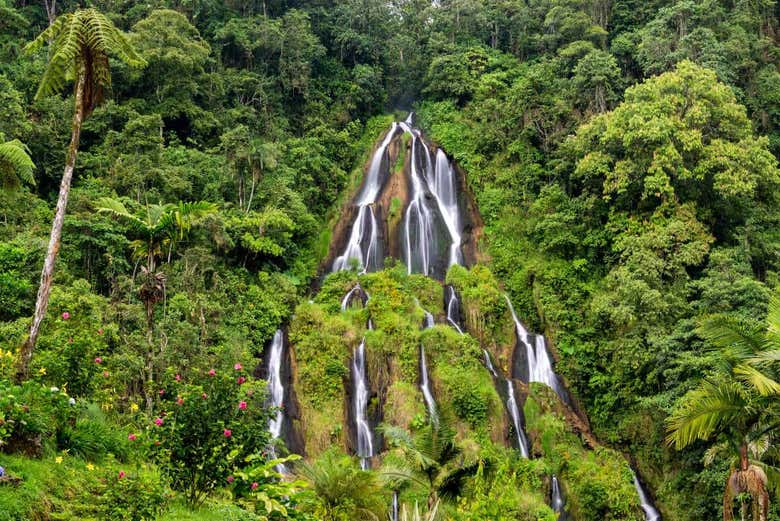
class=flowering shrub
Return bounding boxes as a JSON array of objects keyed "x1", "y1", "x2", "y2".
[
  {"x1": 100, "y1": 466, "x2": 170, "y2": 520},
  {"x1": 0, "y1": 379, "x2": 74, "y2": 454},
  {"x1": 32, "y1": 281, "x2": 114, "y2": 397},
  {"x1": 149, "y1": 367, "x2": 272, "y2": 504}
]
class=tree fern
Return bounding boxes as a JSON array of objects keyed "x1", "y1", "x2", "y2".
[
  {"x1": 25, "y1": 8, "x2": 145, "y2": 109},
  {"x1": 0, "y1": 139, "x2": 35, "y2": 189}
]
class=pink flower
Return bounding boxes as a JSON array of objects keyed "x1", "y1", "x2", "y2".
[
  {"x1": 94, "y1": 357, "x2": 102, "y2": 364},
  {"x1": 158, "y1": 389, "x2": 165, "y2": 396},
  {"x1": 175, "y1": 374, "x2": 181, "y2": 382},
  {"x1": 118, "y1": 470, "x2": 125, "y2": 480},
  {"x1": 62, "y1": 312, "x2": 70, "y2": 320},
  {"x1": 201, "y1": 392, "x2": 208, "y2": 399},
  {"x1": 251, "y1": 482, "x2": 258, "y2": 490},
  {"x1": 208, "y1": 369, "x2": 216, "y2": 376},
  {"x1": 226, "y1": 475, "x2": 234, "y2": 483},
  {"x1": 97, "y1": 328, "x2": 103, "y2": 335},
  {"x1": 236, "y1": 376, "x2": 246, "y2": 385},
  {"x1": 102, "y1": 371, "x2": 109, "y2": 378},
  {"x1": 154, "y1": 418, "x2": 163, "y2": 426},
  {"x1": 176, "y1": 397, "x2": 184, "y2": 405},
  {"x1": 128, "y1": 433, "x2": 137, "y2": 441},
  {"x1": 234, "y1": 363, "x2": 242, "y2": 371},
  {"x1": 223, "y1": 429, "x2": 232, "y2": 437},
  {"x1": 238, "y1": 401, "x2": 247, "y2": 410}
]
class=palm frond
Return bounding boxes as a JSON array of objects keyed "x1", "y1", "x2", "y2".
[
  {"x1": 749, "y1": 350, "x2": 780, "y2": 364},
  {"x1": 666, "y1": 379, "x2": 750, "y2": 449},
  {"x1": 734, "y1": 363, "x2": 780, "y2": 396},
  {"x1": 0, "y1": 139, "x2": 35, "y2": 188},
  {"x1": 697, "y1": 315, "x2": 764, "y2": 357},
  {"x1": 96, "y1": 197, "x2": 149, "y2": 231}
]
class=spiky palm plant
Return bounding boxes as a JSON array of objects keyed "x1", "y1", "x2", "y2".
[
  {"x1": 15, "y1": 8, "x2": 146, "y2": 382},
  {"x1": 381, "y1": 413, "x2": 475, "y2": 512},
  {"x1": 297, "y1": 451, "x2": 386, "y2": 521},
  {"x1": 667, "y1": 296, "x2": 780, "y2": 520},
  {"x1": 0, "y1": 139, "x2": 35, "y2": 190}
]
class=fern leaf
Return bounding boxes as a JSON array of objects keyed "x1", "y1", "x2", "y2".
[{"x1": 0, "y1": 139, "x2": 35, "y2": 188}]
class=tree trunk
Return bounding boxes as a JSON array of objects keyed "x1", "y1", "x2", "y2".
[
  {"x1": 44, "y1": 0, "x2": 56, "y2": 27},
  {"x1": 15, "y1": 70, "x2": 86, "y2": 383}
]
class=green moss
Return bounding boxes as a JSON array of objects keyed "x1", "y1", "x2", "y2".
[
  {"x1": 524, "y1": 387, "x2": 644, "y2": 521},
  {"x1": 447, "y1": 264, "x2": 516, "y2": 371}
]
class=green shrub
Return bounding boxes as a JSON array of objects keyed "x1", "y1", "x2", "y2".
[
  {"x1": 101, "y1": 466, "x2": 170, "y2": 521},
  {"x1": 148, "y1": 368, "x2": 272, "y2": 505},
  {"x1": 0, "y1": 379, "x2": 74, "y2": 454}
]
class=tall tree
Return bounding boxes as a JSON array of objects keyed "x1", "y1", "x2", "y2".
[
  {"x1": 15, "y1": 8, "x2": 146, "y2": 382},
  {"x1": 96, "y1": 197, "x2": 216, "y2": 409}
]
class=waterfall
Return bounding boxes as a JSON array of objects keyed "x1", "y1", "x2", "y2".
[
  {"x1": 430, "y1": 149, "x2": 463, "y2": 267},
  {"x1": 352, "y1": 338, "x2": 374, "y2": 470},
  {"x1": 420, "y1": 345, "x2": 438, "y2": 426},
  {"x1": 633, "y1": 472, "x2": 661, "y2": 521},
  {"x1": 423, "y1": 309, "x2": 435, "y2": 329},
  {"x1": 332, "y1": 205, "x2": 381, "y2": 273},
  {"x1": 266, "y1": 329, "x2": 288, "y2": 474},
  {"x1": 445, "y1": 286, "x2": 464, "y2": 334},
  {"x1": 505, "y1": 295, "x2": 566, "y2": 401},
  {"x1": 483, "y1": 349, "x2": 499, "y2": 378},
  {"x1": 506, "y1": 380, "x2": 530, "y2": 458},
  {"x1": 391, "y1": 491, "x2": 399, "y2": 521},
  {"x1": 332, "y1": 123, "x2": 397, "y2": 273},
  {"x1": 341, "y1": 283, "x2": 367, "y2": 311},
  {"x1": 552, "y1": 476, "x2": 566, "y2": 517},
  {"x1": 399, "y1": 119, "x2": 465, "y2": 277},
  {"x1": 418, "y1": 309, "x2": 438, "y2": 425},
  {"x1": 401, "y1": 129, "x2": 437, "y2": 276}
]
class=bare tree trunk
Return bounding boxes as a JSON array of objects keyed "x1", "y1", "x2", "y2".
[
  {"x1": 15, "y1": 70, "x2": 86, "y2": 383},
  {"x1": 44, "y1": 0, "x2": 56, "y2": 26}
]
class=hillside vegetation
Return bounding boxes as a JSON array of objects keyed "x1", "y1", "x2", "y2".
[{"x1": 0, "y1": 1, "x2": 779, "y2": 520}]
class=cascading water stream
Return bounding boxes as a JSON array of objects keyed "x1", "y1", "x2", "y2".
[
  {"x1": 445, "y1": 286, "x2": 464, "y2": 334},
  {"x1": 266, "y1": 329, "x2": 289, "y2": 474},
  {"x1": 429, "y1": 149, "x2": 463, "y2": 267},
  {"x1": 400, "y1": 125, "x2": 436, "y2": 276},
  {"x1": 391, "y1": 491, "x2": 399, "y2": 521},
  {"x1": 483, "y1": 350, "x2": 499, "y2": 378},
  {"x1": 505, "y1": 295, "x2": 566, "y2": 401},
  {"x1": 633, "y1": 472, "x2": 661, "y2": 521},
  {"x1": 398, "y1": 117, "x2": 465, "y2": 277},
  {"x1": 332, "y1": 123, "x2": 398, "y2": 273},
  {"x1": 341, "y1": 283, "x2": 367, "y2": 311},
  {"x1": 419, "y1": 310, "x2": 438, "y2": 425},
  {"x1": 506, "y1": 380, "x2": 530, "y2": 458},
  {"x1": 552, "y1": 475, "x2": 568, "y2": 519},
  {"x1": 352, "y1": 337, "x2": 373, "y2": 470}
]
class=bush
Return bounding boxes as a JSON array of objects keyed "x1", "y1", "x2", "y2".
[
  {"x1": 148, "y1": 367, "x2": 273, "y2": 504},
  {"x1": 0, "y1": 379, "x2": 74, "y2": 455},
  {"x1": 101, "y1": 466, "x2": 170, "y2": 521}
]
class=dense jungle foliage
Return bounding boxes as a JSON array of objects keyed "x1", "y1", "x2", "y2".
[{"x1": 0, "y1": 0, "x2": 779, "y2": 520}]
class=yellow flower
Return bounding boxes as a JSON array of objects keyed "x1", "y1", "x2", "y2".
[
  {"x1": 55, "y1": 456, "x2": 63, "y2": 464},
  {"x1": 130, "y1": 403, "x2": 139, "y2": 412},
  {"x1": 86, "y1": 463, "x2": 95, "y2": 471},
  {"x1": 38, "y1": 367, "x2": 47, "y2": 375}
]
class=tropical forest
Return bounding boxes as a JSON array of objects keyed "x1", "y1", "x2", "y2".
[{"x1": 1, "y1": 1, "x2": 780, "y2": 520}]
